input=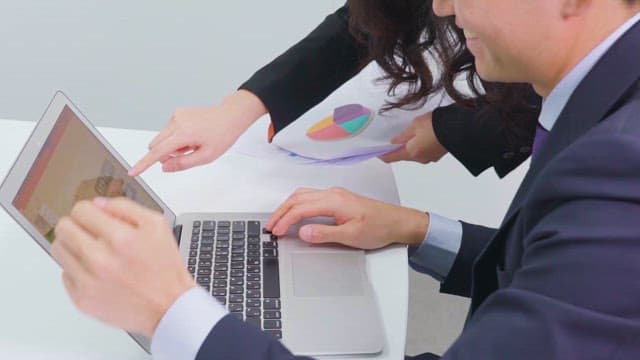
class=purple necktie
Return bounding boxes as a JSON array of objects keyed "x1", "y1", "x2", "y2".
[{"x1": 531, "y1": 123, "x2": 549, "y2": 160}]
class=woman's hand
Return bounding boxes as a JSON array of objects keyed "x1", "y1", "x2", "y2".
[
  {"x1": 379, "y1": 112, "x2": 448, "y2": 164},
  {"x1": 128, "y1": 90, "x2": 267, "y2": 176},
  {"x1": 266, "y1": 187, "x2": 429, "y2": 250}
]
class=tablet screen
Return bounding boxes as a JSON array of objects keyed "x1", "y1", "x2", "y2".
[{"x1": 12, "y1": 105, "x2": 163, "y2": 243}]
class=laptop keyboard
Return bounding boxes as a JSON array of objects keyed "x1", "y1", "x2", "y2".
[{"x1": 187, "y1": 220, "x2": 282, "y2": 339}]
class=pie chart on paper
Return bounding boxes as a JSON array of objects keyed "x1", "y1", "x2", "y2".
[{"x1": 306, "y1": 104, "x2": 373, "y2": 141}]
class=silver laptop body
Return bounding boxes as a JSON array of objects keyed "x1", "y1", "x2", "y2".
[{"x1": 0, "y1": 91, "x2": 385, "y2": 356}]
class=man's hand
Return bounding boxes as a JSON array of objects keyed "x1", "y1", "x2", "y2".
[
  {"x1": 128, "y1": 90, "x2": 267, "y2": 176},
  {"x1": 379, "y1": 112, "x2": 448, "y2": 164},
  {"x1": 51, "y1": 197, "x2": 196, "y2": 338},
  {"x1": 266, "y1": 187, "x2": 429, "y2": 249}
]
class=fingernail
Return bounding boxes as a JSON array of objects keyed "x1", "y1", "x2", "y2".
[
  {"x1": 93, "y1": 196, "x2": 107, "y2": 207},
  {"x1": 300, "y1": 225, "x2": 312, "y2": 241}
]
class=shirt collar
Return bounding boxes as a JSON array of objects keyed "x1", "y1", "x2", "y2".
[{"x1": 538, "y1": 11, "x2": 640, "y2": 131}]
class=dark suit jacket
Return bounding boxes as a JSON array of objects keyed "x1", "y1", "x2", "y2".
[
  {"x1": 240, "y1": 5, "x2": 540, "y2": 178},
  {"x1": 195, "y1": 15, "x2": 640, "y2": 360}
]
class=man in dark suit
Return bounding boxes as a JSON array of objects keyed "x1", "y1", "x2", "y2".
[
  {"x1": 128, "y1": 4, "x2": 539, "y2": 180},
  {"x1": 51, "y1": 0, "x2": 640, "y2": 359}
]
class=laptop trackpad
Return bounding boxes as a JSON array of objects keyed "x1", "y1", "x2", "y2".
[{"x1": 291, "y1": 252, "x2": 364, "y2": 297}]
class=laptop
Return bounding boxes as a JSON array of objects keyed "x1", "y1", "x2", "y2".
[{"x1": 0, "y1": 91, "x2": 385, "y2": 356}]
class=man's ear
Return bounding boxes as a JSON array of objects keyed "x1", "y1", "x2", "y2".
[{"x1": 560, "y1": 0, "x2": 591, "y2": 18}]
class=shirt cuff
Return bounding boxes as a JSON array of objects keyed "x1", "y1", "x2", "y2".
[
  {"x1": 409, "y1": 213, "x2": 463, "y2": 282},
  {"x1": 151, "y1": 286, "x2": 228, "y2": 360}
]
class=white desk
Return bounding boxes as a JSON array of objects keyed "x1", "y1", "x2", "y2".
[{"x1": 0, "y1": 119, "x2": 408, "y2": 360}]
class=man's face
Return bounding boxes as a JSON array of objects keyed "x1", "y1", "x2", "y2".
[{"x1": 433, "y1": 0, "x2": 564, "y2": 84}]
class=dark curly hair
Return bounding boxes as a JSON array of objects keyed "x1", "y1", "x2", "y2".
[{"x1": 346, "y1": 0, "x2": 540, "y2": 147}]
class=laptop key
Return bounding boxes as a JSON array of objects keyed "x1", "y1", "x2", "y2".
[
  {"x1": 263, "y1": 320, "x2": 281, "y2": 329},
  {"x1": 248, "y1": 243, "x2": 260, "y2": 251},
  {"x1": 215, "y1": 296, "x2": 227, "y2": 305},
  {"x1": 232, "y1": 221, "x2": 245, "y2": 232},
  {"x1": 217, "y1": 228, "x2": 230, "y2": 235},
  {"x1": 189, "y1": 250, "x2": 197, "y2": 257},
  {"x1": 192, "y1": 227, "x2": 200, "y2": 235},
  {"x1": 247, "y1": 258, "x2": 260, "y2": 265},
  {"x1": 263, "y1": 241, "x2": 277, "y2": 249},
  {"x1": 199, "y1": 253, "x2": 212, "y2": 260},
  {"x1": 247, "y1": 290, "x2": 261, "y2": 299},
  {"x1": 202, "y1": 221, "x2": 215, "y2": 230},
  {"x1": 216, "y1": 248, "x2": 229, "y2": 256},
  {"x1": 188, "y1": 258, "x2": 196, "y2": 266},
  {"x1": 247, "y1": 221, "x2": 260, "y2": 236},
  {"x1": 230, "y1": 277, "x2": 244, "y2": 286},
  {"x1": 188, "y1": 266, "x2": 196, "y2": 274},
  {"x1": 215, "y1": 255, "x2": 229, "y2": 263},
  {"x1": 229, "y1": 303, "x2": 243, "y2": 312},
  {"x1": 197, "y1": 268, "x2": 211, "y2": 276},
  {"x1": 216, "y1": 235, "x2": 230, "y2": 241},
  {"x1": 229, "y1": 294, "x2": 244, "y2": 303},
  {"x1": 214, "y1": 263, "x2": 227, "y2": 271},
  {"x1": 231, "y1": 269, "x2": 244, "y2": 277},
  {"x1": 213, "y1": 288, "x2": 226, "y2": 296},
  {"x1": 201, "y1": 245, "x2": 213, "y2": 252},
  {"x1": 231, "y1": 254, "x2": 244, "y2": 262},
  {"x1": 263, "y1": 299, "x2": 281, "y2": 310},
  {"x1": 248, "y1": 250, "x2": 260, "y2": 258},
  {"x1": 246, "y1": 299, "x2": 261, "y2": 307},
  {"x1": 246, "y1": 307, "x2": 261, "y2": 317},
  {"x1": 263, "y1": 258, "x2": 280, "y2": 298},
  {"x1": 232, "y1": 233, "x2": 245, "y2": 240},
  {"x1": 266, "y1": 330, "x2": 282, "y2": 339},
  {"x1": 213, "y1": 271, "x2": 228, "y2": 279},
  {"x1": 247, "y1": 281, "x2": 260, "y2": 290},
  {"x1": 213, "y1": 279, "x2": 227, "y2": 288},
  {"x1": 196, "y1": 276, "x2": 211, "y2": 284},
  {"x1": 247, "y1": 273, "x2": 260, "y2": 282},
  {"x1": 231, "y1": 261, "x2": 244, "y2": 269},
  {"x1": 216, "y1": 241, "x2": 229, "y2": 248},
  {"x1": 190, "y1": 242, "x2": 198, "y2": 250},
  {"x1": 264, "y1": 311, "x2": 281, "y2": 319},
  {"x1": 218, "y1": 221, "x2": 231, "y2": 228},
  {"x1": 247, "y1": 265, "x2": 260, "y2": 273},
  {"x1": 247, "y1": 236, "x2": 260, "y2": 244},
  {"x1": 193, "y1": 221, "x2": 201, "y2": 228},
  {"x1": 230, "y1": 286, "x2": 244, "y2": 294},
  {"x1": 263, "y1": 249, "x2": 277, "y2": 258},
  {"x1": 231, "y1": 248, "x2": 245, "y2": 255}
]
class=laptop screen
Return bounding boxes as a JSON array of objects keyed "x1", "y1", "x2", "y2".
[{"x1": 12, "y1": 105, "x2": 164, "y2": 243}]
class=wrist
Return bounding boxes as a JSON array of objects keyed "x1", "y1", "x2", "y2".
[
  {"x1": 221, "y1": 90, "x2": 268, "y2": 126},
  {"x1": 397, "y1": 208, "x2": 430, "y2": 247}
]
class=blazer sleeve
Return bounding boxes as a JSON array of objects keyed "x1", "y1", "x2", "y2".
[
  {"x1": 432, "y1": 90, "x2": 541, "y2": 178},
  {"x1": 196, "y1": 314, "x2": 314, "y2": 360},
  {"x1": 440, "y1": 133, "x2": 640, "y2": 359},
  {"x1": 439, "y1": 222, "x2": 496, "y2": 298},
  {"x1": 239, "y1": 4, "x2": 368, "y2": 134}
]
